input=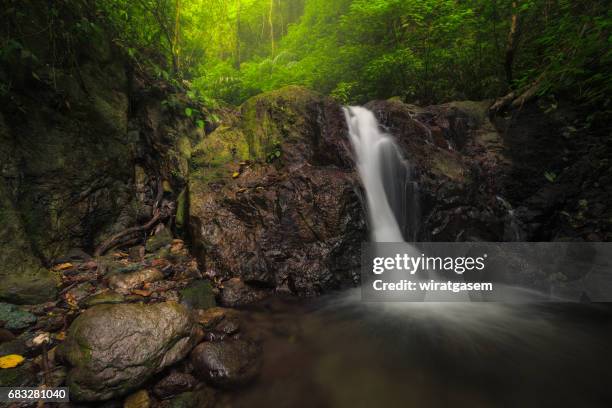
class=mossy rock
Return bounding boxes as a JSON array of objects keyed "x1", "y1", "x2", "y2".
[
  {"x1": 145, "y1": 229, "x2": 174, "y2": 253},
  {"x1": 0, "y1": 303, "x2": 36, "y2": 330},
  {"x1": 179, "y1": 280, "x2": 216, "y2": 310},
  {"x1": 190, "y1": 86, "x2": 328, "y2": 189},
  {"x1": 0, "y1": 362, "x2": 36, "y2": 387},
  {"x1": 60, "y1": 302, "x2": 200, "y2": 401}
]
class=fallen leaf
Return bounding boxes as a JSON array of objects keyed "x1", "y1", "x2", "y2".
[
  {"x1": 131, "y1": 289, "x2": 152, "y2": 297},
  {"x1": 54, "y1": 332, "x2": 66, "y2": 341},
  {"x1": 54, "y1": 263, "x2": 73, "y2": 271},
  {"x1": 151, "y1": 259, "x2": 169, "y2": 268},
  {"x1": 232, "y1": 171, "x2": 240, "y2": 178},
  {"x1": 0, "y1": 354, "x2": 25, "y2": 369}
]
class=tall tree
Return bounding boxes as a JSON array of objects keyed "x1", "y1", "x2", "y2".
[{"x1": 504, "y1": 0, "x2": 521, "y2": 86}]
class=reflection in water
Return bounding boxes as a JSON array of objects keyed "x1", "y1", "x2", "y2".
[{"x1": 223, "y1": 291, "x2": 612, "y2": 408}]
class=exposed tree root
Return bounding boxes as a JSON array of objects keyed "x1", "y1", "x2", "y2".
[{"x1": 94, "y1": 178, "x2": 170, "y2": 256}]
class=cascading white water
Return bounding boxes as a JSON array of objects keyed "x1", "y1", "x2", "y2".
[{"x1": 343, "y1": 106, "x2": 415, "y2": 243}]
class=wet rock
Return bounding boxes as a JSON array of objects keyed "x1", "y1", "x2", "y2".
[
  {"x1": 167, "y1": 389, "x2": 216, "y2": 408},
  {"x1": 60, "y1": 302, "x2": 202, "y2": 401},
  {"x1": 219, "y1": 278, "x2": 270, "y2": 307},
  {"x1": 189, "y1": 86, "x2": 365, "y2": 296},
  {"x1": 0, "y1": 303, "x2": 37, "y2": 330},
  {"x1": 34, "y1": 313, "x2": 64, "y2": 332},
  {"x1": 153, "y1": 371, "x2": 197, "y2": 399},
  {"x1": 124, "y1": 390, "x2": 151, "y2": 408},
  {"x1": 216, "y1": 318, "x2": 240, "y2": 336},
  {"x1": 193, "y1": 308, "x2": 225, "y2": 330},
  {"x1": 0, "y1": 361, "x2": 36, "y2": 387},
  {"x1": 0, "y1": 328, "x2": 15, "y2": 343},
  {"x1": 190, "y1": 339, "x2": 262, "y2": 388},
  {"x1": 108, "y1": 268, "x2": 164, "y2": 293},
  {"x1": 146, "y1": 229, "x2": 174, "y2": 253},
  {"x1": 0, "y1": 338, "x2": 27, "y2": 356},
  {"x1": 179, "y1": 280, "x2": 216, "y2": 310}
]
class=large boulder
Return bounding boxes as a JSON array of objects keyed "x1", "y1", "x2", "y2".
[
  {"x1": 189, "y1": 86, "x2": 366, "y2": 296},
  {"x1": 59, "y1": 302, "x2": 202, "y2": 401}
]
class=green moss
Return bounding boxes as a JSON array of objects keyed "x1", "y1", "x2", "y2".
[
  {"x1": 179, "y1": 280, "x2": 216, "y2": 310},
  {"x1": 189, "y1": 86, "x2": 325, "y2": 191},
  {"x1": 175, "y1": 188, "x2": 187, "y2": 230},
  {"x1": 145, "y1": 228, "x2": 173, "y2": 253}
]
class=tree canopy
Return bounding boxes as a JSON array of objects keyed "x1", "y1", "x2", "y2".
[{"x1": 3, "y1": 0, "x2": 610, "y2": 109}]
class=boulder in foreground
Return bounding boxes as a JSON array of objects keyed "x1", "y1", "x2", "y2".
[{"x1": 60, "y1": 302, "x2": 202, "y2": 401}]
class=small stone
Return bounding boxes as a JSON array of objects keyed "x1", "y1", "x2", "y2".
[
  {"x1": 108, "y1": 268, "x2": 164, "y2": 293},
  {"x1": 190, "y1": 339, "x2": 262, "y2": 388},
  {"x1": 0, "y1": 361, "x2": 36, "y2": 387},
  {"x1": 0, "y1": 328, "x2": 15, "y2": 343},
  {"x1": 0, "y1": 339, "x2": 26, "y2": 356},
  {"x1": 0, "y1": 303, "x2": 37, "y2": 330},
  {"x1": 34, "y1": 313, "x2": 64, "y2": 332},
  {"x1": 124, "y1": 390, "x2": 150, "y2": 408},
  {"x1": 179, "y1": 280, "x2": 216, "y2": 310},
  {"x1": 194, "y1": 308, "x2": 226, "y2": 329},
  {"x1": 153, "y1": 371, "x2": 197, "y2": 399},
  {"x1": 216, "y1": 318, "x2": 239, "y2": 336},
  {"x1": 145, "y1": 229, "x2": 173, "y2": 253}
]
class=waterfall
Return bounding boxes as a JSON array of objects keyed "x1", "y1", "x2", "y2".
[
  {"x1": 343, "y1": 106, "x2": 418, "y2": 243},
  {"x1": 345, "y1": 106, "x2": 437, "y2": 301}
]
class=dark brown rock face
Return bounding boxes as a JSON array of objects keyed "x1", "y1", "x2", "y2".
[
  {"x1": 366, "y1": 99, "x2": 510, "y2": 242},
  {"x1": 189, "y1": 87, "x2": 366, "y2": 297}
]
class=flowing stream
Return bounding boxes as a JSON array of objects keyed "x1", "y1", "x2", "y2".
[{"x1": 224, "y1": 108, "x2": 612, "y2": 407}]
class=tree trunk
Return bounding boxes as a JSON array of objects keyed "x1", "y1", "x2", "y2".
[
  {"x1": 504, "y1": 1, "x2": 520, "y2": 86},
  {"x1": 235, "y1": 0, "x2": 242, "y2": 69},
  {"x1": 172, "y1": 0, "x2": 181, "y2": 73},
  {"x1": 269, "y1": 0, "x2": 275, "y2": 58}
]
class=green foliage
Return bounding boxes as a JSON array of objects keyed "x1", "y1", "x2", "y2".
[
  {"x1": 3, "y1": 0, "x2": 608, "y2": 110},
  {"x1": 181, "y1": 0, "x2": 609, "y2": 109}
]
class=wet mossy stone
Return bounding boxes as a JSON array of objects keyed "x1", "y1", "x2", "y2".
[
  {"x1": 60, "y1": 302, "x2": 202, "y2": 402},
  {"x1": 145, "y1": 229, "x2": 173, "y2": 253},
  {"x1": 0, "y1": 338, "x2": 27, "y2": 356},
  {"x1": 0, "y1": 362, "x2": 36, "y2": 387},
  {"x1": 0, "y1": 303, "x2": 37, "y2": 330},
  {"x1": 179, "y1": 280, "x2": 216, "y2": 310}
]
